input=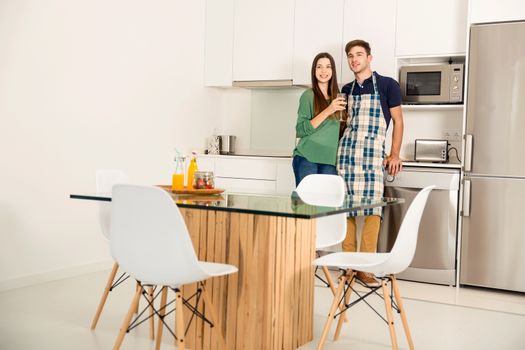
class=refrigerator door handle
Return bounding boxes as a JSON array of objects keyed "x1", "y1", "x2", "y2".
[
  {"x1": 462, "y1": 179, "x2": 471, "y2": 217},
  {"x1": 464, "y1": 134, "x2": 473, "y2": 172}
]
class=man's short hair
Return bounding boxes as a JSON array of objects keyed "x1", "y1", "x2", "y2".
[{"x1": 345, "y1": 39, "x2": 371, "y2": 56}]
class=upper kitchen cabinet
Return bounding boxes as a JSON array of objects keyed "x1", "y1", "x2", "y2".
[
  {"x1": 292, "y1": 0, "x2": 345, "y2": 86},
  {"x1": 341, "y1": 0, "x2": 397, "y2": 83},
  {"x1": 469, "y1": 0, "x2": 525, "y2": 24},
  {"x1": 396, "y1": 0, "x2": 468, "y2": 57},
  {"x1": 204, "y1": 0, "x2": 234, "y2": 86},
  {"x1": 232, "y1": 0, "x2": 295, "y2": 82}
]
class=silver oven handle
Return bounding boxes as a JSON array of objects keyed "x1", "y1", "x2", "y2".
[
  {"x1": 464, "y1": 134, "x2": 473, "y2": 172},
  {"x1": 462, "y1": 179, "x2": 471, "y2": 217}
]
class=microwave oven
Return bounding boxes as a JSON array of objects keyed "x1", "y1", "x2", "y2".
[{"x1": 399, "y1": 63, "x2": 464, "y2": 104}]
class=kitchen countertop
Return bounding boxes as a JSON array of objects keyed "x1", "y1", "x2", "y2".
[
  {"x1": 201, "y1": 154, "x2": 462, "y2": 169},
  {"x1": 200, "y1": 152, "x2": 292, "y2": 160}
]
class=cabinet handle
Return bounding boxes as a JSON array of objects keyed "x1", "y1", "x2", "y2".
[
  {"x1": 464, "y1": 134, "x2": 473, "y2": 172},
  {"x1": 462, "y1": 179, "x2": 471, "y2": 217}
]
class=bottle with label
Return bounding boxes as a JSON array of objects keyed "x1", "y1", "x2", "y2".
[
  {"x1": 187, "y1": 151, "x2": 198, "y2": 189},
  {"x1": 172, "y1": 155, "x2": 185, "y2": 191}
]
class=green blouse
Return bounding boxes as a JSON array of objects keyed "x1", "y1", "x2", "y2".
[{"x1": 293, "y1": 89, "x2": 339, "y2": 166}]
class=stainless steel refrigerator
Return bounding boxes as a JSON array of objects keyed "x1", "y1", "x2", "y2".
[{"x1": 461, "y1": 21, "x2": 525, "y2": 292}]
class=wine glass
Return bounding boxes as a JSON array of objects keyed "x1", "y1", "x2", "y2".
[{"x1": 336, "y1": 92, "x2": 347, "y2": 122}]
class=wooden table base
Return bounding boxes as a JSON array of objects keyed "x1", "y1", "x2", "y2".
[{"x1": 179, "y1": 208, "x2": 316, "y2": 350}]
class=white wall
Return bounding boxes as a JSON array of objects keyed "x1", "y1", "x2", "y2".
[
  {"x1": 385, "y1": 109, "x2": 463, "y2": 163},
  {"x1": 210, "y1": 88, "x2": 252, "y2": 151},
  {"x1": 0, "y1": 0, "x2": 230, "y2": 290}
]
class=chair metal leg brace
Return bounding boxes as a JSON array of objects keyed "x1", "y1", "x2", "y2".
[
  {"x1": 315, "y1": 266, "x2": 331, "y2": 287},
  {"x1": 314, "y1": 251, "x2": 331, "y2": 288},
  {"x1": 316, "y1": 273, "x2": 414, "y2": 350},
  {"x1": 128, "y1": 282, "x2": 227, "y2": 350},
  {"x1": 125, "y1": 285, "x2": 161, "y2": 333}
]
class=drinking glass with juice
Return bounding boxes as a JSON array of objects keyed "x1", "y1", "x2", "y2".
[{"x1": 172, "y1": 156, "x2": 185, "y2": 190}]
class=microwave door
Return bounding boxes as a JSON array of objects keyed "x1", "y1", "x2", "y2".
[
  {"x1": 408, "y1": 71, "x2": 446, "y2": 103},
  {"x1": 399, "y1": 64, "x2": 462, "y2": 104}
]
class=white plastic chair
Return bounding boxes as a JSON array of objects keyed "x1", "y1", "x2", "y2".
[
  {"x1": 314, "y1": 185, "x2": 435, "y2": 350},
  {"x1": 110, "y1": 184, "x2": 238, "y2": 350},
  {"x1": 90, "y1": 170, "x2": 130, "y2": 330},
  {"x1": 295, "y1": 174, "x2": 347, "y2": 293}
]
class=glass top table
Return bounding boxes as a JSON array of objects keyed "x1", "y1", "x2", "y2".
[
  {"x1": 70, "y1": 186, "x2": 403, "y2": 349},
  {"x1": 70, "y1": 188, "x2": 403, "y2": 219}
]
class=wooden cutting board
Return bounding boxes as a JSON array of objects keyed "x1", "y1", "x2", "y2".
[{"x1": 157, "y1": 185, "x2": 225, "y2": 195}]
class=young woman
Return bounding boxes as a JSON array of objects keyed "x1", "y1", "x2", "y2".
[{"x1": 292, "y1": 52, "x2": 346, "y2": 186}]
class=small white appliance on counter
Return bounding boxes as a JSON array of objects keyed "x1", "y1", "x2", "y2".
[{"x1": 378, "y1": 167, "x2": 460, "y2": 286}]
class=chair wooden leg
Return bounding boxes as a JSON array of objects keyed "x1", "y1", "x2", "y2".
[
  {"x1": 322, "y1": 266, "x2": 337, "y2": 295},
  {"x1": 322, "y1": 266, "x2": 349, "y2": 323},
  {"x1": 113, "y1": 285, "x2": 142, "y2": 350},
  {"x1": 392, "y1": 276, "x2": 414, "y2": 350},
  {"x1": 147, "y1": 286, "x2": 155, "y2": 339},
  {"x1": 175, "y1": 289, "x2": 186, "y2": 350},
  {"x1": 155, "y1": 287, "x2": 168, "y2": 350},
  {"x1": 135, "y1": 281, "x2": 140, "y2": 314},
  {"x1": 333, "y1": 272, "x2": 354, "y2": 341},
  {"x1": 200, "y1": 281, "x2": 228, "y2": 350},
  {"x1": 91, "y1": 262, "x2": 119, "y2": 329},
  {"x1": 316, "y1": 275, "x2": 347, "y2": 350},
  {"x1": 381, "y1": 279, "x2": 399, "y2": 350}
]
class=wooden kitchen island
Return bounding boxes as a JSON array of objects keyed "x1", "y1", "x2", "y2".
[{"x1": 70, "y1": 190, "x2": 401, "y2": 350}]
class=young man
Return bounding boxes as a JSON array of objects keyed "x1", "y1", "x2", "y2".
[{"x1": 337, "y1": 39, "x2": 404, "y2": 284}]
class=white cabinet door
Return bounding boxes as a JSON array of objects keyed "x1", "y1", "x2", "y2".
[
  {"x1": 204, "y1": 0, "x2": 234, "y2": 86},
  {"x1": 232, "y1": 0, "x2": 295, "y2": 81},
  {"x1": 292, "y1": 0, "x2": 345, "y2": 86},
  {"x1": 214, "y1": 157, "x2": 277, "y2": 180},
  {"x1": 215, "y1": 177, "x2": 276, "y2": 194},
  {"x1": 341, "y1": 0, "x2": 397, "y2": 83},
  {"x1": 469, "y1": 0, "x2": 525, "y2": 24},
  {"x1": 275, "y1": 159, "x2": 295, "y2": 194},
  {"x1": 396, "y1": 0, "x2": 468, "y2": 57}
]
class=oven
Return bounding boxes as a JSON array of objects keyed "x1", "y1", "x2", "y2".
[{"x1": 378, "y1": 167, "x2": 460, "y2": 285}]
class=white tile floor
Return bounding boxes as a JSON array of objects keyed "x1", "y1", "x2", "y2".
[{"x1": 1, "y1": 269, "x2": 524, "y2": 350}]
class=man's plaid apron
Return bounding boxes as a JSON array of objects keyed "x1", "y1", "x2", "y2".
[{"x1": 337, "y1": 73, "x2": 387, "y2": 216}]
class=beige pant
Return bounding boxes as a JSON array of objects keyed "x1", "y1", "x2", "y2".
[{"x1": 342, "y1": 215, "x2": 381, "y2": 253}]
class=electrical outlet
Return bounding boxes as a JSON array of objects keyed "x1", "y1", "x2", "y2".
[
  {"x1": 451, "y1": 130, "x2": 462, "y2": 142},
  {"x1": 443, "y1": 129, "x2": 461, "y2": 142}
]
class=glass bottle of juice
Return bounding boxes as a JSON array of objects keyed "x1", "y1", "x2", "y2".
[
  {"x1": 172, "y1": 155, "x2": 185, "y2": 191},
  {"x1": 187, "y1": 151, "x2": 198, "y2": 189}
]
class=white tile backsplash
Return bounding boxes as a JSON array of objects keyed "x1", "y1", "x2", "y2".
[{"x1": 250, "y1": 88, "x2": 305, "y2": 152}]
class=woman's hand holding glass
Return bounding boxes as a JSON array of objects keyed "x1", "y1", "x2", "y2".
[{"x1": 330, "y1": 93, "x2": 347, "y2": 121}]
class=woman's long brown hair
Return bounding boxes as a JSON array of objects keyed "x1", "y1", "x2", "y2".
[{"x1": 311, "y1": 52, "x2": 340, "y2": 117}]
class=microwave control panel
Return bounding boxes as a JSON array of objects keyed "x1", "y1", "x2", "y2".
[{"x1": 449, "y1": 63, "x2": 464, "y2": 102}]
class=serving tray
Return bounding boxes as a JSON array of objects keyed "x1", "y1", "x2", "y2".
[{"x1": 158, "y1": 185, "x2": 225, "y2": 195}]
